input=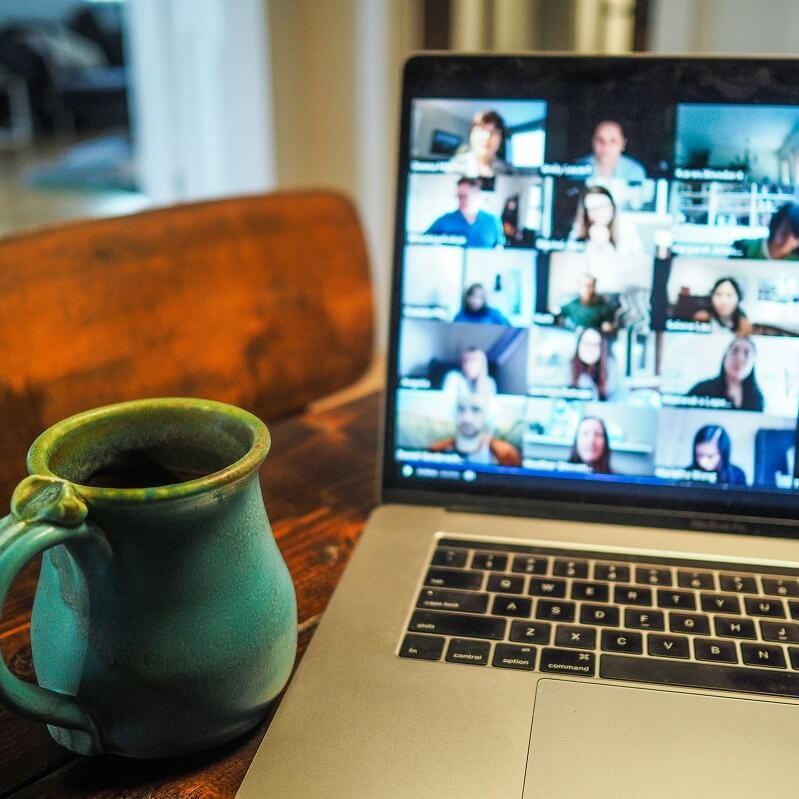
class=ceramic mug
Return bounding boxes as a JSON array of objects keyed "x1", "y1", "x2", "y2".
[{"x1": 0, "y1": 398, "x2": 297, "y2": 758}]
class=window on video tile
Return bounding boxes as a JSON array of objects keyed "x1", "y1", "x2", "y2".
[
  {"x1": 671, "y1": 103, "x2": 799, "y2": 258},
  {"x1": 395, "y1": 389, "x2": 526, "y2": 468},
  {"x1": 543, "y1": 178, "x2": 671, "y2": 258},
  {"x1": 527, "y1": 325, "x2": 658, "y2": 406},
  {"x1": 523, "y1": 399, "x2": 658, "y2": 477},
  {"x1": 543, "y1": 251, "x2": 653, "y2": 333},
  {"x1": 659, "y1": 257, "x2": 799, "y2": 337},
  {"x1": 406, "y1": 173, "x2": 544, "y2": 249},
  {"x1": 410, "y1": 99, "x2": 548, "y2": 177},
  {"x1": 659, "y1": 333, "x2": 799, "y2": 416},
  {"x1": 654, "y1": 408, "x2": 798, "y2": 490},
  {"x1": 398, "y1": 319, "x2": 529, "y2": 396},
  {"x1": 401, "y1": 245, "x2": 537, "y2": 326}
]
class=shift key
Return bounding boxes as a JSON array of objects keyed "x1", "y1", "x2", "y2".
[{"x1": 409, "y1": 610, "x2": 506, "y2": 640}]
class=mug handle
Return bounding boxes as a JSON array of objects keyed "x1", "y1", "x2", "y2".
[{"x1": 0, "y1": 475, "x2": 103, "y2": 742}]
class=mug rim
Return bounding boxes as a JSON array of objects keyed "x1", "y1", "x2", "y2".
[{"x1": 26, "y1": 397, "x2": 271, "y2": 504}]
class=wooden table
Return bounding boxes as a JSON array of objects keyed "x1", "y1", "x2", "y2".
[{"x1": 0, "y1": 392, "x2": 382, "y2": 799}]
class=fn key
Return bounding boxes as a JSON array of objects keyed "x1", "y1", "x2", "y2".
[{"x1": 399, "y1": 634, "x2": 444, "y2": 661}]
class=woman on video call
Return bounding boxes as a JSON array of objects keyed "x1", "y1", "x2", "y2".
[
  {"x1": 688, "y1": 336, "x2": 764, "y2": 412},
  {"x1": 569, "y1": 416, "x2": 613, "y2": 474},
  {"x1": 453, "y1": 283, "x2": 510, "y2": 326},
  {"x1": 689, "y1": 425, "x2": 747, "y2": 486},
  {"x1": 570, "y1": 327, "x2": 620, "y2": 401},
  {"x1": 694, "y1": 277, "x2": 752, "y2": 335},
  {"x1": 446, "y1": 110, "x2": 511, "y2": 178},
  {"x1": 442, "y1": 347, "x2": 497, "y2": 397},
  {"x1": 569, "y1": 185, "x2": 642, "y2": 256}
]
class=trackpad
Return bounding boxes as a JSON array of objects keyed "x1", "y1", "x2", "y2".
[{"x1": 524, "y1": 679, "x2": 798, "y2": 798}]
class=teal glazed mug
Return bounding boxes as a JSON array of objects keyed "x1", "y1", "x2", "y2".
[{"x1": 0, "y1": 398, "x2": 297, "y2": 758}]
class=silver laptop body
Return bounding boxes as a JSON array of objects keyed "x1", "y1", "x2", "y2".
[{"x1": 239, "y1": 54, "x2": 799, "y2": 798}]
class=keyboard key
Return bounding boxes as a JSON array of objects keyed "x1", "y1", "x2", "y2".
[
  {"x1": 555, "y1": 625, "x2": 597, "y2": 649},
  {"x1": 601, "y1": 654, "x2": 799, "y2": 698},
  {"x1": 669, "y1": 612, "x2": 710, "y2": 636},
  {"x1": 509, "y1": 620, "x2": 551, "y2": 645},
  {"x1": 648, "y1": 634, "x2": 690, "y2": 659},
  {"x1": 409, "y1": 610, "x2": 505, "y2": 640},
  {"x1": 472, "y1": 553, "x2": 508, "y2": 571},
  {"x1": 539, "y1": 648, "x2": 595, "y2": 677},
  {"x1": 536, "y1": 600, "x2": 575, "y2": 622},
  {"x1": 417, "y1": 589, "x2": 488, "y2": 614},
  {"x1": 553, "y1": 559, "x2": 589, "y2": 578},
  {"x1": 624, "y1": 609, "x2": 665, "y2": 630},
  {"x1": 760, "y1": 621, "x2": 799, "y2": 643},
  {"x1": 636, "y1": 567, "x2": 672, "y2": 586},
  {"x1": 741, "y1": 643, "x2": 787, "y2": 669},
  {"x1": 744, "y1": 597, "x2": 785, "y2": 618},
  {"x1": 600, "y1": 629, "x2": 643, "y2": 654},
  {"x1": 425, "y1": 568, "x2": 483, "y2": 590},
  {"x1": 571, "y1": 581, "x2": 609, "y2": 602},
  {"x1": 790, "y1": 602, "x2": 799, "y2": 621},
  {"x1": 512, "y1": 555, "x2": 548, "y2": 575},
  {"x1": 399, "y1": 634, "x2": 444, "y2": 661},
  {"x1": 486, "y1": 574, "x2": 525, "y2": 594},
  {"x1": 677, "y1": 570, "x2": 715, "y2": 590},
  {"x1": 580, "y1": 604, "x2": 619, "y2": 627},
  {"x1": 762, "y1": 578, "x2": 799, "y2": 598},
  {"x1": 431, "y1": 548, "x2": 468, "y2": 568},
  {"x1": 615, "y1": 586, "x2": 653, "y2": 606},
  {"x1": 790, "y1": 648, "x2": 799, "y2": 670},
  {"x1": 694, "y1": 638, "x2": 737, "y2": 664},
  {"x1": 714, "y1": 617, "x2": 756, "y2": 639},
  {"x1": 700, "y1": 593, "x2": 741, "y2": 615},
  {"x1": 492, "y1": 595, "x2": 532, "y2": 618},
  {"x1": 492, "y1": 643, "x2": 536, "y2": 670},
  {"x1": 657, "y1": 590, "x2": 696, "y2": 610},
  {"x1": 719, "y1": 574, "x2": 757, "y2": 593},
  {"x1": 445, "y1": 638, "x2": 490, "y2": 666},
  {"x1": 530, "y1": 578, "x2": 567, "y2": 598},
  {"x1": 594, "y1": 563, "x2": 630, "y2": 582}
]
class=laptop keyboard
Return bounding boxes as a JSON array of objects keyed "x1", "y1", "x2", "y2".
[{"x1": 398, "y1": 538, "x2": 799, "y2": 699}]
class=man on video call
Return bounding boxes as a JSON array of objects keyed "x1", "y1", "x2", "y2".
[
  {"x1": 428, "y1": 391, "x2": 521, "y2": 466},
  {"x1": 425, "y1": 177, "x2": 505, "y2": 248},
  {"x1": 577, "y1": 120, "x2": 647, "y2": 181},
  {"x1": 735, "y1": 201, "x2": 799, "y2": 260},
  {"x1": 558, "y1": 273, "x2": 616, "y2": 332}
]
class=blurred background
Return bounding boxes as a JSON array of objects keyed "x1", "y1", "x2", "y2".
[{"x1": 0, "y1": 0, "x2": 796, "y2": 351}]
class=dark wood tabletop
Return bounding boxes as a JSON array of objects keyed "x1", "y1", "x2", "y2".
[{"x1": 0, "y1": 391, "x2": 382, "y2": 799}]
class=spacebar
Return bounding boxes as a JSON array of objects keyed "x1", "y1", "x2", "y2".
[{"x1": 600, "y1": 655, "x2": 799, "y2": 698}]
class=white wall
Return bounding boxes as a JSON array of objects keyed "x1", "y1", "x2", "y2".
[
  {"x1": 650, "y1": 0, "x2": 799, "y2": 53},
  {"x1": 125, "y1": 0, "x2": 275, "y2": 204},
  {"x1": 268, "y1": 0, "x2": 422, "y2": 353}
]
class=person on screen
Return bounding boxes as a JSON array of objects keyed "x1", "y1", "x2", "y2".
[
  {"x1": 693, "y1": 277, "x2": 752, "y2": 335},
  {"x1": 568, "y1": 416, "x2": 613, "y2": 474},
  {"x1": 688, "y1": 336, "x2": 764, "y2": 412},
  {"x1": 445, "y1": 110, "x2": 511, "y2": 178},
  {"x1": 576, "y1": 120, "x2": 647, "y2": 181},
  {"x1": 428, "y1": 391, "x2": 521, "y2": 467},
  {"x1": 442, "y1": 347, "x2": 497, "y2": 396},
  {"x1": 453, "y1": 283, "x2": 510, "y2": 326},
  {"x1": 569, "y1": 185, "x2": 643, "y2": 256},
  {"x1": 425, "y1": 177, "x2": 505, "y2": 248},
  {"x1": 735, "y1": 202, "x2": 799, "y2": 261},
  {"x1": 689, "y1": 425, "x2": 747, "y2": 486},
  {"x1": 559, "y1": 274, "x2": 615, "y2": 332},
  {"x1": 570, "y1": 327, "x2": 620, "y2": 401},
  {"x1": 501, "y1": 195, "x2": 524, "y2": 245}
]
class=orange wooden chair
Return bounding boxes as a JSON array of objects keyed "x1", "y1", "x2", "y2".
[{"x1": 0, "y1": 191, "x2": 374, "y2": 496}]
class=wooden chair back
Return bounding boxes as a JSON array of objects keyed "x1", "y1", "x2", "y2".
[{"x1": 0, "y1": 191, "x2": 373, "y2": 495}]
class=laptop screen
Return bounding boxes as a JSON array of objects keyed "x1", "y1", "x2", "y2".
[{"x1": 384, "y1": 56, "x2": 799, "y2": 525}]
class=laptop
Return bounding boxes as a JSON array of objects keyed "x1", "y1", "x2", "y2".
[{"x1": 239, "y1": 54, "x2": 799, "y2": 797}]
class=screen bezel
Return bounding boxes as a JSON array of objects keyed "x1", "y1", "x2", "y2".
[{"x1": 382, "y1": 53, "x2": 799, "y2": 538}]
